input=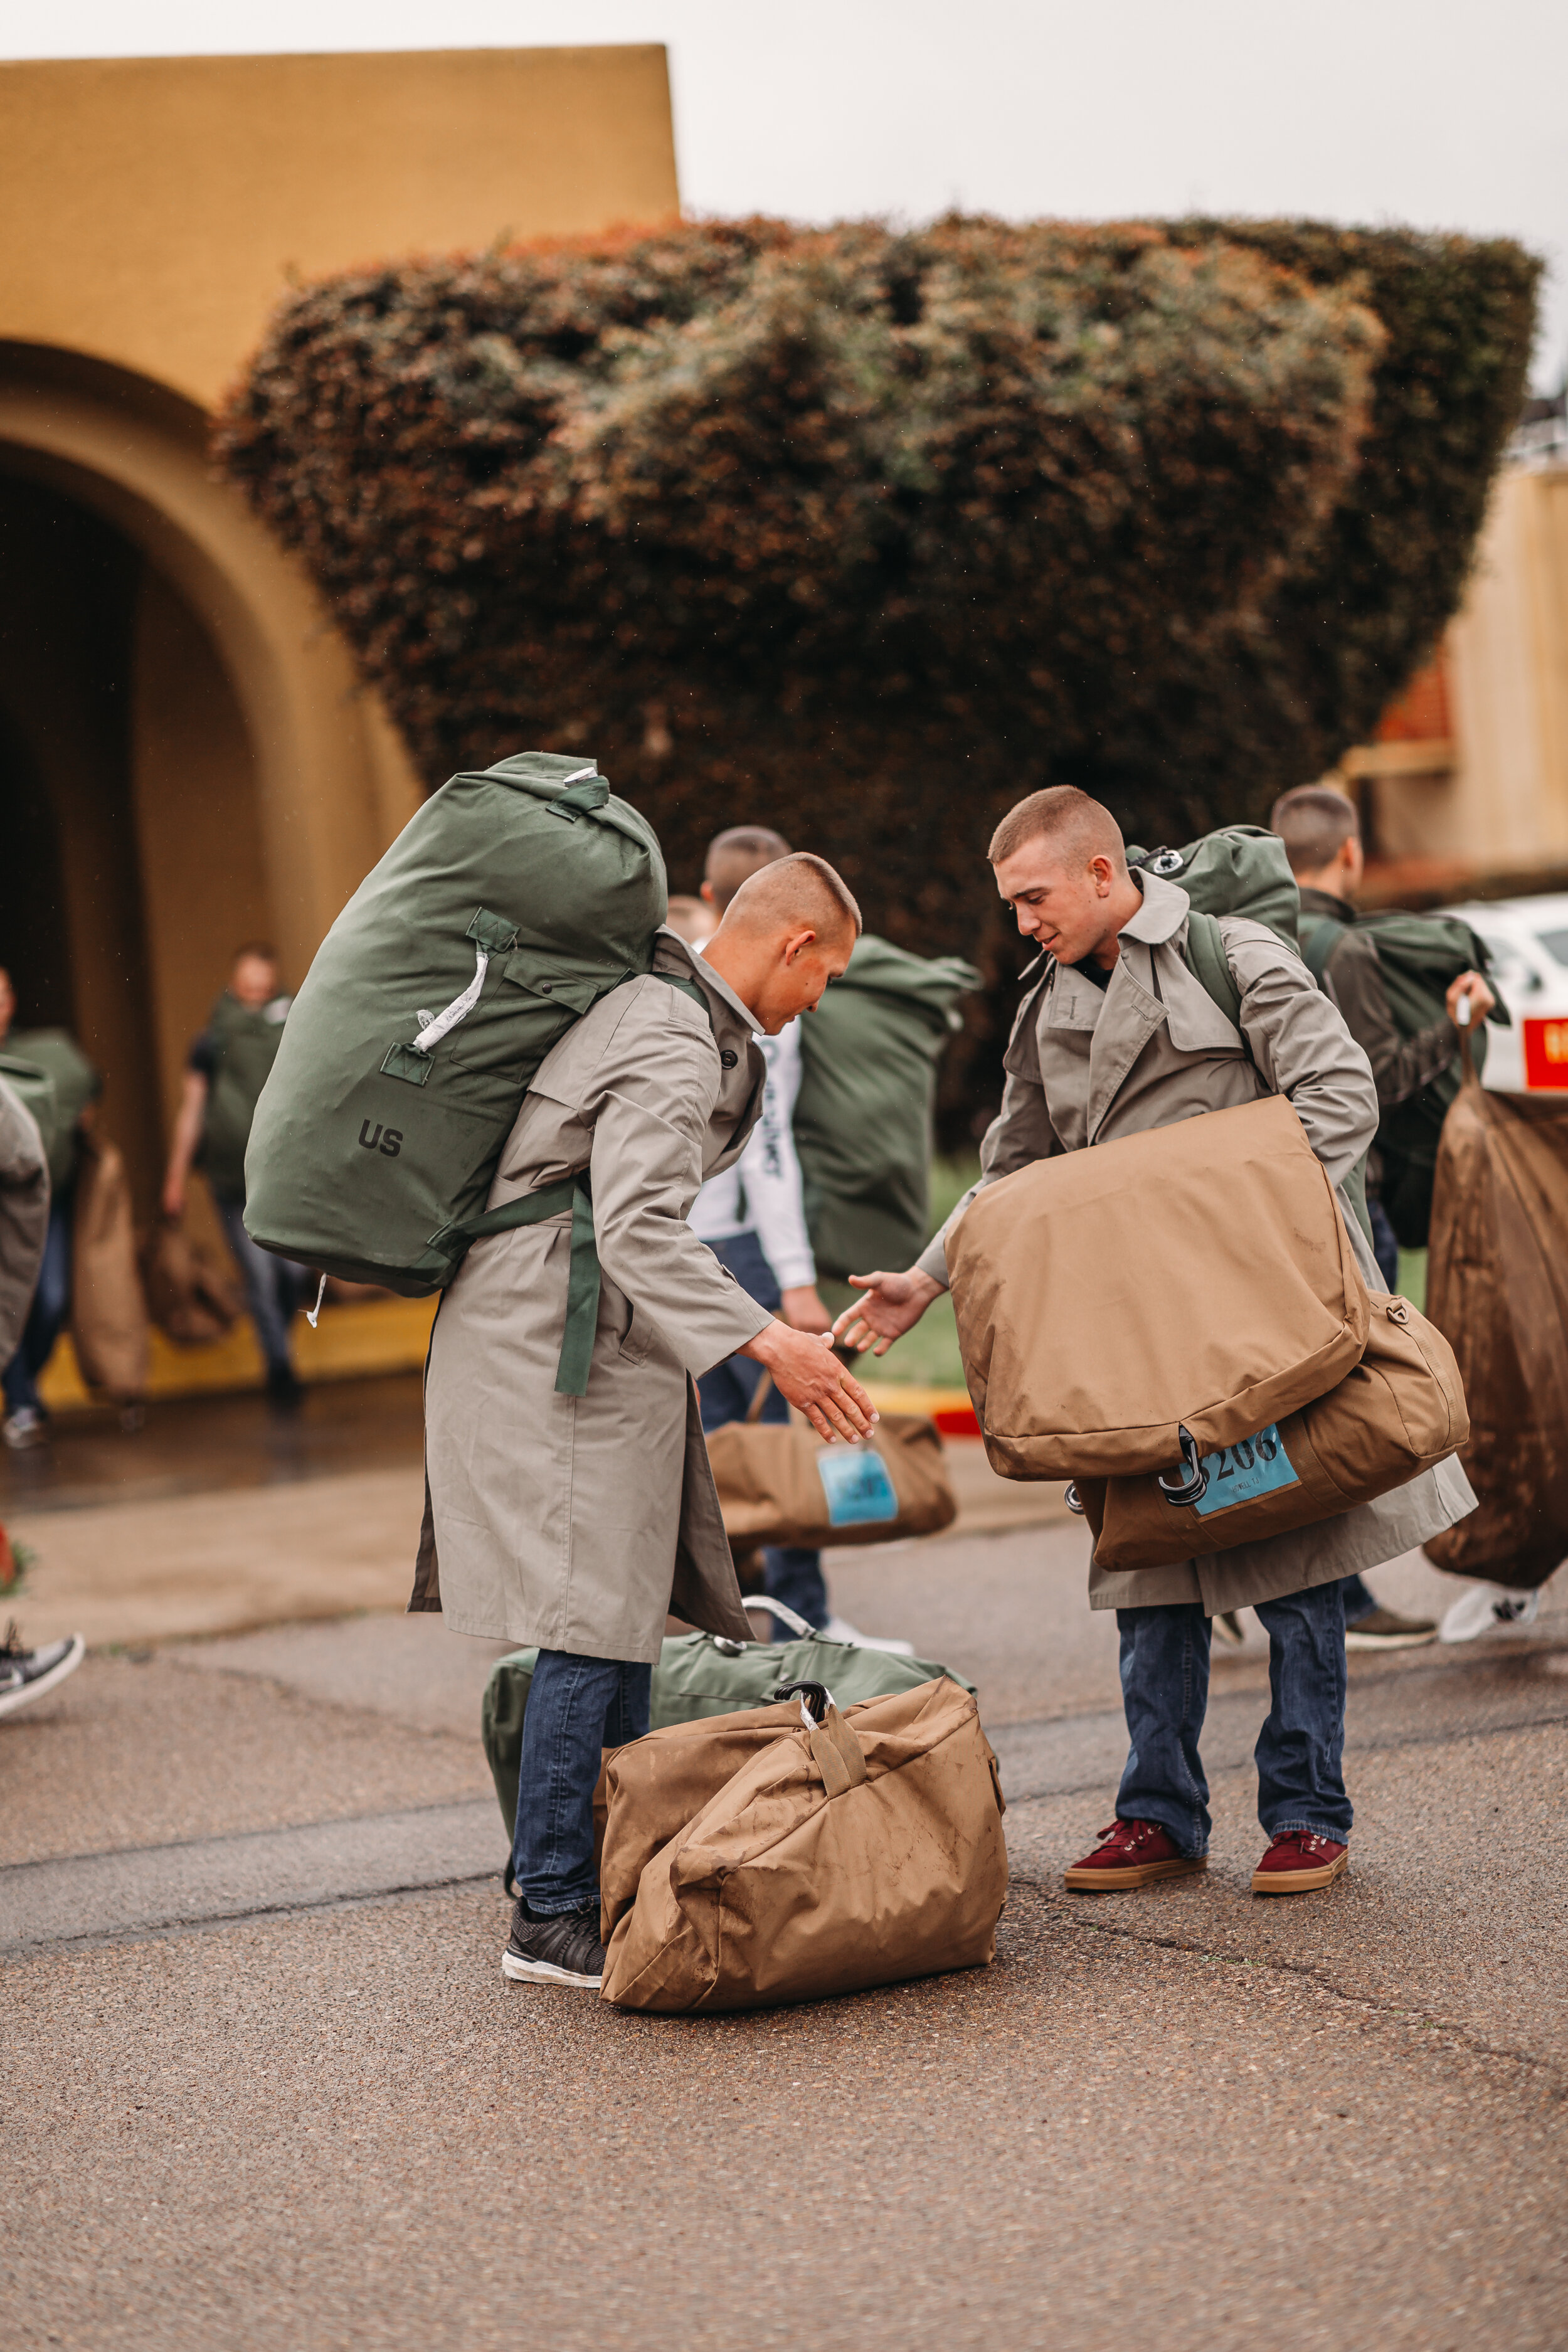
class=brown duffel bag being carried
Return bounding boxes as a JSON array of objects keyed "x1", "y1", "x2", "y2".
[
  {"x1": 599, "y1": 1678, "x2": 1007, "y2": 2013},
  {"x1": 1076, "y1": 1291, "x2": 1468, "y2": 1569},
  {"x1": 946, "y1": 1093, "x2": 1370, "y2": 1482},
  {"x1": 704, "y1": 1372, "x2": 957, "y2": 1549}
]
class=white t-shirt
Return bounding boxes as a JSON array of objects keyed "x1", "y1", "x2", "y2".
[{"x1": 688, "y1": 1014, "x2": 817, "y2": 1292}]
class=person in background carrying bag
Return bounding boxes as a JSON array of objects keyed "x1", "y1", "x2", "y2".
[
  {"x1": 418, "y1": 854, "x2": 878, "y2": 1994},
  {"x1": 162, "y1": 945, "x2": 305, "y2": 1411},
  {"x1": 837, "y1": 787, "x2": 1476, "y2": 1900},
  {"x1": 1271, "y1": 784, "x2": 1495, "y2": 1655},
  {"x1": 679, "y1": 827, "x2": 912, "y2": 1656},
  {"x1": 0, "y1": 967, "x2": 102, "y2": 1452}
]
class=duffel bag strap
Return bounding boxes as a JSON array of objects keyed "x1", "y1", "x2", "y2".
[
  {"x1": 432, "y1": 1172, "x2": 601, "y2": 1398},
  {"x1": 744, "y1": 1369, "x2": 775, "y2": 1424}
]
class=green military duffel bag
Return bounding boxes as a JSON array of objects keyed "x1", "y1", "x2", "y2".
[
  {"x1": 199, "y1": 990, "x2": 292, "y2": 1201},
  {"x1": 243, "y1": 751, "x2": 667, "y2": 1294},
  {"x1": 793, "y1": 932, "x2": 978, "y2": 1278},
  {"x1": 481, "y1": 1597, "x2": 976, "y2": 1846}
]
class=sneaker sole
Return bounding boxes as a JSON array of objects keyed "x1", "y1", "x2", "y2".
[
  {"x1": 0, "y1": 1634, "x2": 85, "y2": 1719},
  {"x1": 501, "y1": 1950, "x2": 603, "y2": 1989},
  {"x1": 1345, "y1": 1629, "x2": 1436, "y2": 1650},
  {"x1": 1251, "y1": 1853, "x2": 1349, "y2": 1896},
  {"x1": 1063, "y1": 1856, "x2": 1207, "y2": 1892}
]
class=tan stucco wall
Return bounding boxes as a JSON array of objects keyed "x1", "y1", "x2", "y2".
[
  {"x1": 0, "y1": 46, "x2": 679, "y2": 409},
  {"x1": 1374, "y1": 464, "x2": 1568, "y2": 871}
]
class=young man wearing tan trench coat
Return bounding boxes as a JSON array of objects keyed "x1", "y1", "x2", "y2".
[
  {"x1": 418, "y1": 856, "x2": 876, "y2": 1987},
  {"x1": 838, "y1": 788, "x2": 1476, "y2": 1899}
]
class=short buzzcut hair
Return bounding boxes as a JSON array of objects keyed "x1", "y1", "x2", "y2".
[
  {"x1": 1269, "y1": 785, "x2": 1359, "y2": 876},
  {"x1": 987, "y1": 786, "x2": 1127, "y2": 874},
  {"x1": 724, "y1": 851, "x2": 861, "y2": 943},
  {"x1": 233, "y1": 941, "x2": 279, "y2": 967},
  {"x1": 704, "y1": 825, "x2": 793, "y2": 913}
]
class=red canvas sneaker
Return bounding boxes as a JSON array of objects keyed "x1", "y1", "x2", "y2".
[
  {"x1": 1063, "y1": 1818, "x2": 1207, "y2": 1892},
  {"x1": 1251, "y1": 1830, "x2": 1348, "y2": 1895}
]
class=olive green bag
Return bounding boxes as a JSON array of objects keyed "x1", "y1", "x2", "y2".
[
  {"x1": 198, "y1": 992, "x2": 290, "y2": 1201},
  {"x1": 793, "y1": 933, "x2": 979, "y2": 1278},
  {"x1": 481, "y1": 1599, "x2": 975, "y2": 1847},
  {"x1": 243, "y1": 751, "x2": 667, "y2": 1297}
]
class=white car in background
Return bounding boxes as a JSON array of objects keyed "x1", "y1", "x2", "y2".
[{"x1": 1438, "y1": 893, "x2": 1568, "y2": 1094}]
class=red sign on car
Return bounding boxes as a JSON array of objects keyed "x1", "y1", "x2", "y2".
[{"x1": 1522, "y1": 1017, "x2": 1568, "y2": 1088}]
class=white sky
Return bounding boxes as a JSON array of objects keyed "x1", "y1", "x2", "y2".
[{"x1": 7, "y1": 1, "x2": 1564, "y2": 389}]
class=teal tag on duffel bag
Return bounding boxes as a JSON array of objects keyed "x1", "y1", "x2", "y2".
[
  {"x1": 817, "y1": 1446, "x2": 899, "y2": 1528},
  {"x1": 1193, "y1": 1426, "x2": 1301, "y2": 1515}
]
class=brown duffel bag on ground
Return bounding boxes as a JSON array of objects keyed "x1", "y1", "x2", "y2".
[
  {"x1": 946, "y1": 1092, "x2": 1370, "y2": 1482},
  {"x1": 599, "y1": 1678, "x2": 1007, "y2": 2013},
  {"x1": 1423, "y1": 1042, "x2": 1568, "y2": 1590},
  {"x1": 705, "y1": 1372, "x2": 957, "y2": 1549},
  {"x1": 1076, "y1": 1290, "x2": 1468, "y2": 1570},
  {"x1": 70, "y1": 1134, "x2": 149, "y2": 1401}
]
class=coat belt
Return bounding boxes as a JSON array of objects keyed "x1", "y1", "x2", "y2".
[{"x1": 438, "y1": 1173, "x2": 600, "y2": 1398}]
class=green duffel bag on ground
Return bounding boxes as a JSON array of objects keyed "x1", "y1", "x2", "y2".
[
  {"x1": 243, "y1": 751, "x2": 667, "y2": 1293},
  {"x1": 793, "y1": 933, "x2": 979, "y2": 1278},
  {"x1": 480, "y1": 1597, "x2": 976, "y2": 1846}
]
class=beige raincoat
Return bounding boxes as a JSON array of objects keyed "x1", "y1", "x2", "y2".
[
  {"x1": 413, "y1": 930, "x2": 773, "y2": 1658},
  {"x1": 918, "y1": 871, "x2": 1476, "y2": 1613}
]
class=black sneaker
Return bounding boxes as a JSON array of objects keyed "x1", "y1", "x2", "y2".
[
  {"x1": 0, "y1": 1625, "x2": 86, "y2": 1719},
  {"x1": 501, "y1": 1899, "x2": 607, "y2": 1988}
]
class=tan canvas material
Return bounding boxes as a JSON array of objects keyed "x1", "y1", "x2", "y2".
[
  {"x1": 140, "y1": 1218, "x2": 243, "y2": 1345},
  {"x1": 705, "y1": 1372, "x2": 957, "y2": 1550},
  {"x1": 70, "y1": 1135, "x2": 149, "y2": 1401},
  {"x1": 946, "y1": 1093, "x2": 1370, "y2": 1482},
  {"x1": 1423, "y1": 1044, "x2": 1568, "y2": 1590},
  {"x1": 1079, "y1": 1292, "x2": 1468, "y2": 1570},
  {"x1": 599, "y1": 1680, "x2": 1008, "y2": 2013}
]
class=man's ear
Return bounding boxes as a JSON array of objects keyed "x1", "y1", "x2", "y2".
[
  {"x1": 780, "y1": 926, "x2": 819, "y2": 968},
  {"x1": 699, "y1": 880, "x2": 717, "y2": 906}
]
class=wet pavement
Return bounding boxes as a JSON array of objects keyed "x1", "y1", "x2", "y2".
[{"x1": 3, "y1": 1386, "x2": 1566, "y2": 2348}]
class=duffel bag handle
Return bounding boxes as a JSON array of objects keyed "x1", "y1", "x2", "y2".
[
  {"x1": 1157, "y1": 1426, "x2": 1210, "y2": 1508},
  {"x1": 741, "y1": 1593, "x2": 816, "y2": 1639}
]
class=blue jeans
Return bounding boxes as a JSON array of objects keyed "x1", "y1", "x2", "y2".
[
  {"x1": 2, "y1": 1197, "x2": 72, "y2": 1417},
  {"x1": 696, "y1": 1229, "x2": 829, "y2": 1634},
  {"x1": 1115, "y1": 1581, "x2": 1352, "y2": 1854},
  {"x1": 513, "y1": 1650, "x2": 652, "y2": 1914},
  {"x1": 217, "y1": 1199, "x2": 304, "y2": 1377}
]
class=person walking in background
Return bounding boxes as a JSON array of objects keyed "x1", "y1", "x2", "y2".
[
  {"x1": 1271, "y1": 785, "x2": 1495, "y2": 1651},
  {"x1": 0, "y1": 1062, "x2": 85, "y2": 1712},
  {"x1": 162, "y1": 944, "x2": 305, "y2": 1411},
  {"x1": 0, "y1": 967, "x2": 102, "y2": 1451},
  {"x1": 682, "y1": 829, "x2": 911, "y2": 1654}
]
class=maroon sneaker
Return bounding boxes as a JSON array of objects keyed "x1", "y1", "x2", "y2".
[
  {"x1": 1251, "y1": 1830, "x2": 1348, "y2": 1895},
  {"x1": 1063, "y1": 1818, "x2": 1207, "y2": 1892}
]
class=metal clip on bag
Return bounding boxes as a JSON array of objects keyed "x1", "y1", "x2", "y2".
[
  {"x1": 946, "y1": 1093, "x2": 1370, "y2": 1482},
  {"x1": 1075, "y1": 1293, "x2": 1468, "y2": 1570},
  {"x1": 703, "y1": 1371, "x2": 957, "y2": 1549}
]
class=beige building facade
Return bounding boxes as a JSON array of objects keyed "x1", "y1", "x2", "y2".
[
  {"x1": 0, "y1": 48, "x2": 680, "y2": 1225},
  {"x1": 1345, "y1": 457, "x2": 1568, "y2": 896}
]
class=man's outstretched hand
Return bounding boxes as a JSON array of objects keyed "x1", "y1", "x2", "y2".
[
  {"x1": 832, "y1": 1268, "x2": 944, "y2": 1358},
  {"x1": 741, "y1": 1321, "x2": 877, "y2": 1444}
]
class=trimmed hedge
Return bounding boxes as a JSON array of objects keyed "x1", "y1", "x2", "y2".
[{"x1": 216, "y1": 215, "x2": 1537, "y2": 1131}]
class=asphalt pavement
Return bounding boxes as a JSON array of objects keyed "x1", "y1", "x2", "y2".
[{"x1": 3, "y1": 1488, "x2": 1567, "y2": 2348}]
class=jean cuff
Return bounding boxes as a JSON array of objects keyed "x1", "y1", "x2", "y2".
[
  {"x1": 518, "y1": 1890, "x2": 598, "y2": 1918},
  {"x1": 1264, "y1": 1818, "x2": 1350, "y2": 1845}
]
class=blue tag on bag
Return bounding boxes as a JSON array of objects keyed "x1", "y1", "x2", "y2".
[
  {"x1": 1192, "y1": 1425, "x2": 1301, "y2": 1516},
  {"x1": 816, "y1": 1446, "x2": 899, "y2": 1528}
]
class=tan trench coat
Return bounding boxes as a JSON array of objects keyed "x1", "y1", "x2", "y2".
[
  {"x1": 918, "y1": 871, "x2": 1476, "y2": 1613},
  {"x1": 412, "y1": 930, "x2": 773, "y2": 1659}
]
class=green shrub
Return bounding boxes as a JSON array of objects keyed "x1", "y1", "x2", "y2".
[{"x1": 216, "y1": 215, "x2": 1537, "y2": 1128}]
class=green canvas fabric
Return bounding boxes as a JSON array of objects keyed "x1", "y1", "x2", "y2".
[
  {"x1": 198, "y1": 992, "x2": 289, "y2": 1202},
  {"x1": 0, "y1": 1053, "x2": 58, "y2": 1190},
  {"x1": 481, "y1": 1630, "x2": 975, "y2": 1846},
  {"x1": 1298, "y1": 906, "x2": 1508, "y2": 1248},
  {"x1": 793, "y1": 933, "x2": 978, "y2": 1278},
  {"x1": 242, "y1": 752, "x2": 667, "y2": 1293},
  {"x1": 7, "y1": 1030, "x2": 100, "y2": 1193}
]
